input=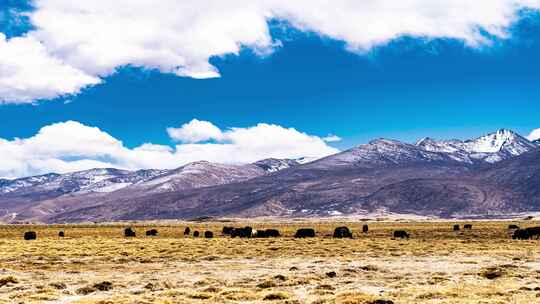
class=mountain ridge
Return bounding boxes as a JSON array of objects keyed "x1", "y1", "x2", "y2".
[{"x1": 1, "y1": 129, "x2": 539, "y2": 223}]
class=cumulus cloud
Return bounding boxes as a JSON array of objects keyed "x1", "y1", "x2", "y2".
[
  {"x1": 2, "y1": 0, "x2": 540, "y2": 103},
  {"x1": 527, "y1": 128, "x2": 540, "y2": 141},
  {"x1": 0, "y1": 33, "x2": 100, "y2": 103},
  {"x1": 0, "y1": 120, "x2": 338, "y2": 178},
  {"x1": 167, "y1": 119, "x2": 223, "y2": 143}
]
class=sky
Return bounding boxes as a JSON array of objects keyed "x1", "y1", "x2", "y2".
[{"x1": 1, "y1": 1, "x2": 540, "y2": 178}]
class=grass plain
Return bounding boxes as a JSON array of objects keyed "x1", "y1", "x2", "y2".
[{"x1": 0, "y1": 220, "x2": 538, "y2": 303}]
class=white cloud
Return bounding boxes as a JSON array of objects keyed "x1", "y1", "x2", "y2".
[
  {"x1": 167, "y1": 119, "x2": 223, "y2": 143},
  {"x1": 323, "y1": 134, "x2": 342, "y2": 142},
  {"x1": 527, "y1": 128, "x2": 540, "y2": 141},
  {"x1": 0, "y1": 120, "x2": 338, "y2": 178},
  {"x1": 2, "y1": 0, "x2": 540, "y2": 103},
  {"x1": 0, "y1": 33, "x2": 100, "y2": 103},
  {"x1": 270, "y1": 0, "x2": 540, "y2": 50}
]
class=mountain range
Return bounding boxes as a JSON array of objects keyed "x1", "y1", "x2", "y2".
[{"x1": 1, "y1": 129, "x2": 539, "y2": 223}]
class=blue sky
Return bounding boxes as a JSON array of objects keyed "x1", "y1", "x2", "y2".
[{"x1": 1, "y1": 1, "x2": 540, "y2": 177}]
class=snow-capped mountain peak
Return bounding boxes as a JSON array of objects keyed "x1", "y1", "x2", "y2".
[
  {"x1": 416, "y1": 129, "x2": 537, "y2": 163},
  {"x1": 464, "y1": 129, "x2": 526, "y2": 153}
]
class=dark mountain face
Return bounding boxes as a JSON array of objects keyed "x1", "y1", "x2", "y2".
[
  {"x1": 1, "y1": 129, "x2": 539, "y2": 223},
  {"x1": 363, "y1": 149, "x2": 540, "y2": 217}
]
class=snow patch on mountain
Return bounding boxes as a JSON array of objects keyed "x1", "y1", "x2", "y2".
[
  {"x1": 253, "y1": 158, "x2": 299, "y2": 172},
  {"x1": 295, "y1": 157, "x2": 319, "y2": 164},
  {"x1": 130, "y1": 161, "x2": 266, "y2": 193},
  {"x1": 309, "y1": 138, "x2": 457, "y2": 169},
  {"x1": 0, "y1": 168, "x2": 165, "y2": 196}
]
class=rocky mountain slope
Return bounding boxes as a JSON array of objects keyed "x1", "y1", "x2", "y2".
[{"x1": 1, "y1": 129, "x2": 539, "y2": 223}]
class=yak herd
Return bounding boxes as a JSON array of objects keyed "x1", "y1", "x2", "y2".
[{"x1": 20, "y1": 223, "x2": 540, "y2": 241}]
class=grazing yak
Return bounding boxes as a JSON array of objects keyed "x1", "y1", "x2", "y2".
[
  {"x1": 362, "y1": 224, "x2": 369, "y2": 233},
  {"x1": 508, "y1": 224, "x2": 519, "y2": 230},
  {"x1": 231, "y1": 226, "x2": 254, "y2": 238},
  {"x1": 513, "y1": 229, "x2": 529, "y2": 240},
  {"x1": 184, "y1": 227, "x2": 191, "y2": 236},
  {"x1": 24, "y1": 231, "x2": 37, "y2": 240},
  {"x1": 193, "y1": 231, "x2": 200, "y2": 237},
  {"x1": 254, "y1": 229, "x2": 281, "y2": 238},
  {"x1": 204, "y1": 231, "x2": 214, "y2": 238},
  {"x1": 222, "y1": 226, "x2": 234, "y2": 235},
  {"x1": 263, "y1": 229, "x2": 280, "y2": 238},
  {"x1": 393, "y1": 230, "x2": 409, "y2": 239},
  {"x1": 58, "y1": 231, "x2": 65, "y2": 237},
  {"x1": 453, "y1": 225, "x2": 460, "y2": 231},
  {"x1": 524, "y1": 227, "x2": 540, "y2": 238},
  {"x1": 333, "y1": 226, "x2": 353, "y2": 238},
  {"x1": 464, "y1": 224, "x2": 473, "y2": 230},
  {"x1": 146, "y1": 229, "x2": 158, "y2": 236},
  {"x1": 512, "y1": 227, "x2": 540, "y2": 240},
  {"x1": 294, "y1": 228, "x2": 316, "y2": 238},
  {"x1": 124, "y1": 228, "x2": 136, "y2": 237}
]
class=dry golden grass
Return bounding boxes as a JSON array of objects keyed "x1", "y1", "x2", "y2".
[{"x1": 0, "y1": 220, "x2": 538, "y2": 303}]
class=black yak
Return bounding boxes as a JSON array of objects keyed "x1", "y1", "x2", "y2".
[
  {"x1": 362, "y1": 224, "x2": 369, "y2": 233},
  {"x1": 222, "y1": 226, "x2": 234, "y2": 235},
  {"x1": 254, "y1": 229, "x2": 267, "y2": 238},
  {"x1": 146, "y1": 229, "x2": 158, "y2": 236},
  {"x1": 124, "y1": 228, "x2": 136, "y2": 237},
  {"x1": 193, "y1": 231, "x2": 200, "y2": 237},
  {"x1": 453, "y1": 224, "x2": 460, "y2": 231},
  {"x1": 264, "y1": 229, "x2": 280, "y2": 237},
  {"x1": 513, "y1": 229, "x2": 529, "y2": 240},
  {"x1": 333, "y1": 226, "x2": 353, "y2": 238},
  {"x1": 253, "y1": 228, "x2": 281, "y2": 238},
  {"x1": 508, "y1": 224, "x2": 519, "y2": 230},
  {"x1": 184, "y1": 227, "x2": 191, "y2": 236},
  {"x1": 24, "y1": 231, "x2": 37, "y2": 240},
  {"x1": 513, "y1": 227, "x2": 540, "y2": 240},
  {"x1": 294, "y1": 228, "x2": 316, "y2": 238},
  {"x1": 393, "y1": 230, "x2": 409, "y2": 239},
  {"x1": 524, "y1": 227, "x2": 540, "y2": 239},
  {"x1": 204, "y1": 231, "x2": 213, "y2": 238},
  {"x1": 231, "y1": 226, "x2": 253, "y2": 238},
  {"x1": 58, "y1": 231, "x2": 65, "y2": 237},
  {"x1": 464, "y1": 224, "x2": 473, "y2": 230}
]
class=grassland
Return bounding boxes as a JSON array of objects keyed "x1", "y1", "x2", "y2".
[{"x1": 0, "y1": 220, "x2": 538, "y2": 303}]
